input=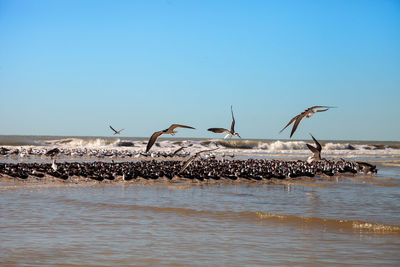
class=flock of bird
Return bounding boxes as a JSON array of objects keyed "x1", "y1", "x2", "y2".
[
  {"x1": 0, "y1": 158, "x2": 375, "y2": 182},
  {"x1": 110, "y1": 105, "x2": 335, "y2": 164},
  {"x1": 0, "y1": 105, "x2": 379, "y2": 181}
]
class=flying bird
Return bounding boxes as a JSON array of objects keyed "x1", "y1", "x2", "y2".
[
  {"x1": 208, "y1": 105, "x2": 241, "y2": 139},
  {"x1": 280, "y1": 106, "x2": 336, "y2": 138},
  {"x1": 146, "y1": 124, "x2": 195, "y2": 152},
  {"x1": 45, "y1": 148, "x2": 60, "y2": 158},
  {"x1": 169, "y1": 144, "x2": 193, "y2": 157},
  {"x1": 109, "y1": 125, "x2": 124, "y2": 135},
  {"x1": 306, "y1": 134, "x2": 322, "y2": 163},
  {"x1": 179, "y1": 148, "x2": 219, "y2": 174}
]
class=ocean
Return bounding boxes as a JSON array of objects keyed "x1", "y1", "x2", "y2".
[{"x1": 1, "y1": 135, "x2": 399, "y2": 265}]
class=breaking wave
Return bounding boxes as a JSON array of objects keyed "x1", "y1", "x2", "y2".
[{"x1": 1, "y1": 136, "x2": 399, "y2": 158}]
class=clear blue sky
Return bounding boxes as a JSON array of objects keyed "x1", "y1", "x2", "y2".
[{"x1": 0, "y1": 0, "x2": 399, "y2": 141}]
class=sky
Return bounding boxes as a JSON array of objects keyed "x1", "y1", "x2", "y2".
[{"x1": 0, "y1": 0, "x2": 399, "y2": 141}]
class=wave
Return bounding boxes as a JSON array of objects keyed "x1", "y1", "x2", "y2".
[
  {"x1": 254, "y1": 212, "x2": 400, "y2": 234},
  {"x1": 1, "y1": 136, "x2": 399, "y2": 158},
  {"x1": 216, "y1": 139, "x2": 400, "y2": 153},
  {"x1": 44, "y1": 138, "x2": 120, "y2": 147}
]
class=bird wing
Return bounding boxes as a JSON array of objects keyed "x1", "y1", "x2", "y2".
[
  {"x1": 290, "y1": 115, "x2": 306, "y2": 138},
  {"x1": 179, "y1": 148, "x2": 219, "y2": 173},
  {"x1": 208, "y1": 128, "x2": 230, "y2": 134},
  {"x1": 195, "y1": 147, "x2": 219, "y2": 156},
  {"x1": 230, "y1": 105, "x2": 235, "y2": 133},
  {"x1": 109, "y1": 125, "x2": 117, "y2": 133},
  {"x1": 146, "y1": 131, "x2": 164, "y2": 152},
  {"x1": 179, "y1": 155, "x2": 196, "y2": 173},
  {"x1": 310, "y1": 134, "x2": 322, "y2": 152},
  {"x1": 280, "y1": 115, "x2": 298, "y2": 133},
  {"x1": 168, "y1": 124, "x2": 195, "y2": 131},
  {"x1": 171, "y1": 146, "x2": 185, "y2": 156},
  {"x1": 306, "y1": 144, "x2": 318, "y2": 153}
]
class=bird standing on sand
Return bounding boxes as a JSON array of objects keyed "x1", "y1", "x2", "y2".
[
  {"x1": 109, "y1": 125, "x2": 124, "y2": 135},
  {"x1": 179, "y1": 148, "x2": 219, "y2": 174},
  {"x1": 208, "y1": 106, "x2": 241, "y2": 139},
  {"x1": 280, "y1": 106, "x2": 336, "y2": 138},
  {"x1": 306, "y1": 134, "x2": 322, "y2": 163},
  {"x1": 51, "y1": 159, "x2": 58, "y2": 171},
  {"x1": 146, "y1": 124, "x2": 195, "y2": 152}
]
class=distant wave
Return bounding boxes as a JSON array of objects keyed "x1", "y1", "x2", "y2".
[
  {"x1": 44, "y1": 138, "x2": 119, "y2": 147},
  {"x1": 1, "y1": 136, "x2": 399, "y2": 158},
  {"x1": 216, "y1": 139, "x2": 399, "y2": 152}
]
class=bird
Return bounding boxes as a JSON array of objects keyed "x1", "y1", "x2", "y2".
[
  {"x1": 45, "y1": 148, "x2": 60, "y2": 158},
  {"x1": 146, "y1": 124, "x2": 195, "y2": 152},
  {"x1": 179, "y1": 148, "x2": 219, "y2": 174},
  {"x1": 208, "y1": 105, "x2": 241, "y2": 139},
  {"x1": 109, "y1": 125, "x2": 124, "y2": 135},
  {"x1": 356, "y1": 162, "x2": 377, "y2": 174},
  {"x1": 51, "y1": 159, "x2": 58, "y2": 172},
  {"x1": 280, "y1": 106, "x2": 336, "y2": 138},
  {"x1": 306, "y1": 134, "x2": 322, "y2": 163},
  {"x1": 169, "y1": 144, "x2": 193, "y2": 157}
]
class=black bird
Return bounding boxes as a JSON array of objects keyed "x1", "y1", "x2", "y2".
[
  {"x1": 109, "y1": 125, "x2": 124, "y2": 135},
  {"x1": 45, "y1": 148, "x2": 60, "y2": 157},
  {"x1": 306, "y1": 134, "x2": 322, "y2": 163},
  {"x1": 280, "y1": 106, "x2": 336, "y2": 138},
  {"x1": 146, "y1": 124, "x2": 195, "y2": 152},
  {"x1": 208, "y1": 105, "x2": 241, "y2": 139}
]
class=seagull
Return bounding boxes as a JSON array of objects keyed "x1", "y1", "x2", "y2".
[
  {"x1": 280, "y1": 106, "x2": 336, "y2": 138},
  {"x1": 109, "y1": 125, "x2": 124, "y2": 135},
  {"x1": 146, "y1": 124, "x2": 195, "y2": 152},
  {"x1": 179, "y1": 148, "x2": 219, "y2": 174},
  {"x1": 208, "y1": 105, "x2": 241, "y2": 139},
  {"x1": 306, "y1": 134, "x2": 322, "y2": 163}
]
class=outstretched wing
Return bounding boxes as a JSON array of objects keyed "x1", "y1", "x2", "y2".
[
  {"x1": 280, "y1": 115, "x2": 298, "y2": 133},
  {"x1": 306, "y1": 144, "x2": 318, "y2": 153},
  {"x1": 315, "y1": 108, "x2": 329, "y2": 113},
  {"x1": 230, "y1": 105, "x2": 235, "y2": 133},
  {"x1": 171, "y1": 146, "x2": 185, "y2": 157},
  {"x1": 109, "y1": 125, "x2": 117, "y2": 133},
  {"x1": 179, "y1": 155, "x2": 197, "y2": 173},
  {"x1": 208, "y1": 128, "x2": 230, "y2": 134},
  {"x1": 179, "y1": 148, "x2": 219, "y2": 173},
  {"x1": 146, "y1": 131, "x2": 163, "y2": 152},
  {"x1": 310, "y1": 134, "x2": 321, "y2": 152},
  {"x1": 290, "y1": 114, "x2": 307, "y2": 138},
  {"x1": 168, "y1": 124, "x2": 195, "y2": 131},
  {"x1": 309, "y1": 105, "x2": 334, "y2": 110}
]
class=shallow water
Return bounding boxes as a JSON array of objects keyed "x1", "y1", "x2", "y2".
[
  {"x1": 1, "y1": 168, "x2": 400, "y2": 266},
  {"x1": 1, "y1": 136, "x2": 400, "y2": 265}
]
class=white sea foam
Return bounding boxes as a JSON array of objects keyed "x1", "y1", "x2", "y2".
[{"x1": 1, "y1": 136, "x2": 399, "y2": 160}]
